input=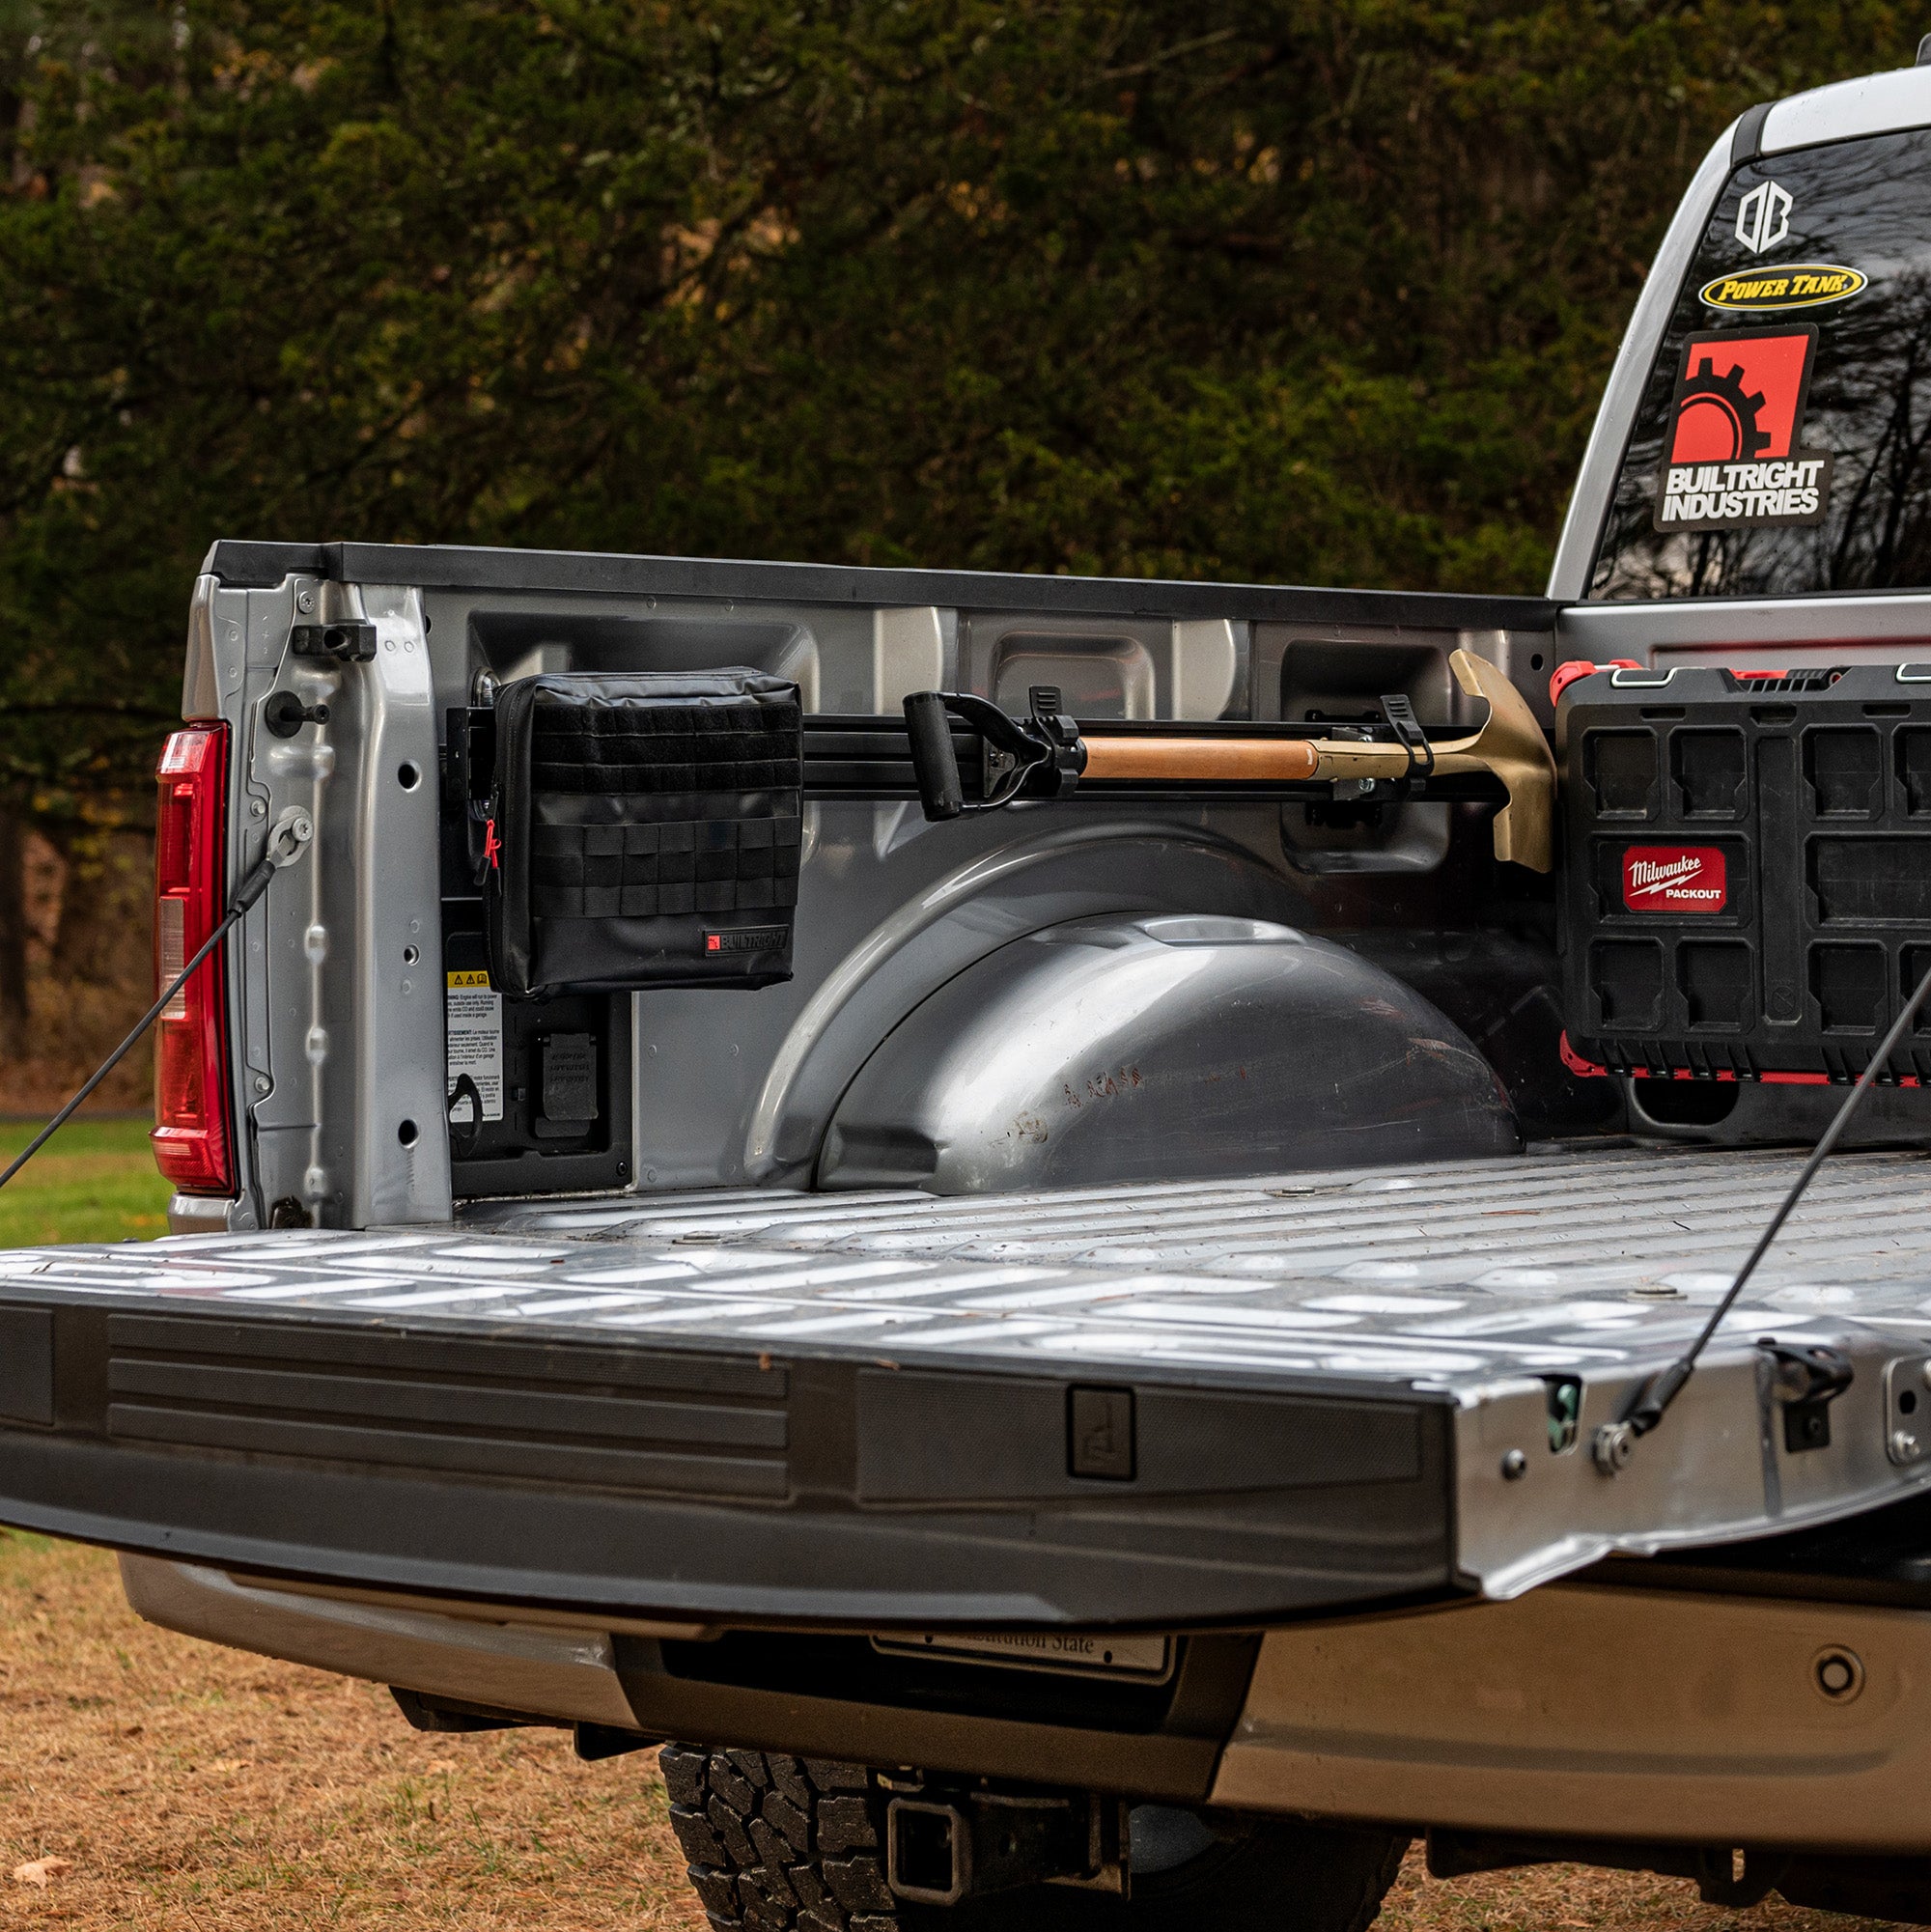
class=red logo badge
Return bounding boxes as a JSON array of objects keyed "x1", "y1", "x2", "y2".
[
  {"x1": 1622, "y1": 845, "x2": 1728, "y2": 912},
  {"x1": 1653, "y1": 324, "x2": 1832, "y2": 533},
  {"x1": 1669, "y1": 331, "x2": 1813, "y2": 464}
]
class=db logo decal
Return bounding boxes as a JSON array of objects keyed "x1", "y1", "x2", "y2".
[
  {"x1": 1623, "y1": 846, "x2": 1728, "y2": 912},
  {"x1": 1736, "y1": 180, "x2": 1793, "y2": 255}
]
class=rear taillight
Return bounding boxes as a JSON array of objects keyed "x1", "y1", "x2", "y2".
[{"x1": 152, "y1": 723, "x2": 234, "y2": 1193}]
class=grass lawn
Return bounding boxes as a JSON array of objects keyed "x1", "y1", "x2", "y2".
[{"x1": 0, "y1": 1115, "x2": 171, "y2": 1247}]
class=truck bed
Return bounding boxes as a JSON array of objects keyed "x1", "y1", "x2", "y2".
[{"x1": 2, "y1": 1145, "x2": 1928, "y2": 1629}]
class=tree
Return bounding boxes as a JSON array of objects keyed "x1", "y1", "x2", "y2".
[{"x1": 0, "y1": 0, "x2": 1912, "y2": 802}]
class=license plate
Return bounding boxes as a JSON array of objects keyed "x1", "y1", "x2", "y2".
[{"x1": 870, "y1": 1631, "x2": 1172, "y2": 1680}]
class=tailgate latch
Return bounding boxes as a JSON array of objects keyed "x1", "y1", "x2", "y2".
[{"x1": 1761, "y1": 1340, "x2": 1853, "y2": 1452}]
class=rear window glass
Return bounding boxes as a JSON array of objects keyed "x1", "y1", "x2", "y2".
[{"x1": 1591, "y1": 126, "x2": 1931, "y2": 600}]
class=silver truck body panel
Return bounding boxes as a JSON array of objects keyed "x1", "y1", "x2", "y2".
[
  {"x1": 1561, "y1": 589, "x2": 1931, "y2": 665},
  {"x1": 124, "y1": 1552, "x2": 1931, "y2": 1853},
  {"x1": 1764, "y1": 66, "x2": 1931, "y2": 156},
  {"x1": 185, "y1": 544, "x2": 1554, "y2": 1228}
]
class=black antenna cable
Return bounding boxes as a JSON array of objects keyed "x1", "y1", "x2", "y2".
[
  {"x1": 0, "y1": 807, "x2": 312, "y2": 1197},
  {"x1": 1594, "y1": 958, "x2": 1931, "y2": 1471}
]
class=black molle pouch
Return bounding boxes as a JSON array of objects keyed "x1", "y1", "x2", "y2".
[{"x1": 486, "y1": 669, "x2": 801, "y2": 996}]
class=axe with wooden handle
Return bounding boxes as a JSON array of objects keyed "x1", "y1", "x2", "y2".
[{"x1": 1077, "y1": 650, "x2": 1555, "y2": 871}]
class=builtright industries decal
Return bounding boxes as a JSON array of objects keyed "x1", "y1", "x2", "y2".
[
  {"x1": 1622, "y1": 846, "x2": 1728, "y2": 913},
  {"x1": 1653, "y1": 325, "x2": 1831, "y2": 533},
  {"x1": 1698, "y1": 263, "x2": 1866, "y2": 312}
]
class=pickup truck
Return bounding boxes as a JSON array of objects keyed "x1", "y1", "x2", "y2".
[{"x1": 10, "y1": 49, "x2": 1931, "y2": 1932}]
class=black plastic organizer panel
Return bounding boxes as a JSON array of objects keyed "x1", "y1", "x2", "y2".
[{"x1": 1558, "y1": 662, "x2": 1931, "y2": 1082}]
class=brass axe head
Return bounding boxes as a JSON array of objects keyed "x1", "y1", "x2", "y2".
[
  {"x1": 1441, "y1": 649, "x2": 1556, "y2": 873},
  {"x1": 1306, "y1": 650, "x2": 1555, "y2": 872}
]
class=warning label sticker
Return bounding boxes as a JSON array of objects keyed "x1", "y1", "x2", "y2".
[{"x1": 445, "y1": 968, "x2": 503, "y2": 1124}]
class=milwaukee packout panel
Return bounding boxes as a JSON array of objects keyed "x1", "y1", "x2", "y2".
[
  {"x1": 4, "y1": 1148, "x2": 1931, "y2": 1627},
  {"x1": 1558, "y1": 661, "x2": 1931, "y2": 1079}
]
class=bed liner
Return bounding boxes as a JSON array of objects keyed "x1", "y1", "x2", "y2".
[{"x1": 2, "y1": 1145, "x2": 1929, "y2": 1628}]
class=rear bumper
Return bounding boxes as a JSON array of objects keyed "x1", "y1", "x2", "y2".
[
  {"x1": 124, "y1": 1557, "x2": 1256, "y2": 1801},
  {"x1": 118, "y1": 1554, "x2": 637, "y2": 1728},
  {"x1": 127, "y1": 1555, "x2": 1931, "y2": 1854},
  {"x1": 1216, "y1": 1581, "x2": 1931, "y2": 1855}
]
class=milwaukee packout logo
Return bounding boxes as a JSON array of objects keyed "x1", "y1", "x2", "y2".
[{"x1": 1622, "y1": 845, "x2": 1728, "y2": 913}]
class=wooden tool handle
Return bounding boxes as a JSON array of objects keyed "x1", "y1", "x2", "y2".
[{"x1": 1079, "y1": 736, "x2": 1321, "y2": 782}]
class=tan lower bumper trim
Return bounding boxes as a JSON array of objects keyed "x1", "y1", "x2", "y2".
[
  {"x1": 120, "y1": 1555, "x2": 640, "y2": 1731},
  {"x1": 1212, "y1": 1582, "x2": 1931, "y2": 1854}
]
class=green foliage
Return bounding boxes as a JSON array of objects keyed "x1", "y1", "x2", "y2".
[
  {"x1": 0, "y1": 1114, "x2": 168, "y2": 1243},
  {"x1": 0, "y1": 1, "x2": 1914, "y2": 790}
]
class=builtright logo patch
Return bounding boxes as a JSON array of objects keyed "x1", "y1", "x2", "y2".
[
  {"x1": 705, "y1": 927, "x2": 786, "y2": 955},
  {"x1": 1622, "y1": 846, "x2": 1728, "y2": 913},
  {"x1": 1653, "y1": 324, "x2": 1831, "y2": 534}
]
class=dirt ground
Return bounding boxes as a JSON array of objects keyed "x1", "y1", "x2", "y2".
[
  {"x1": 0, "y1": 1529, "x2": 1891, "y2": 1931},
  {"x1": 0, "y1": 1532, "x2": 701, "y2": 1930}
]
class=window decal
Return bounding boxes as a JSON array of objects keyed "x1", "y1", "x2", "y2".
[
  {"x1": 1591, "y1": 128, "x2": 1931, "y2": 600},
  {"x1": 1698, "y1": 263, "x2": 1866, "y2": 313},
  {"x1": 1736, "y1": 180, "x2": 1793, "y2": 255},
  {"x1": 1653, "y1": 326, "x2": 1831, "y2": 533}
]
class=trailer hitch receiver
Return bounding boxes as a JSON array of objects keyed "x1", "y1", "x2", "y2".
[{"x1": 886, "y1": 1786, "x2": 1123, "y2": 1905}]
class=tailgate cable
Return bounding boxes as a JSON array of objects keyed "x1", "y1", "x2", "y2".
[
  {"x1": 1594, "y1": 958, "x2": 1931, "y2": 1473},
  {"x1": 0, "y1": 806, "x2": 313, "y2": 1197}
]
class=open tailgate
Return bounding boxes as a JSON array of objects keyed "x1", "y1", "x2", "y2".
[{"x1": 0, "y1": 1148, "x2": 1927, "y2": 1627}]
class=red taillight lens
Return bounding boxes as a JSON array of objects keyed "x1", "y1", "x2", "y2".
[{"x1": 152, "y1": 723, "x2": 234, "y2": 1193}]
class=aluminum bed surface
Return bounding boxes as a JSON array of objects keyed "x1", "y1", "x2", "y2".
[{"x1": 1, "y1": 1147, "x2": 1929, "y2": 1627}]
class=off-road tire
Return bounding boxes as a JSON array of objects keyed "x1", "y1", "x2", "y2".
[
  {"x1": 659, "y1": 1743, "x2": 1408, "y2": 1932},
  {"x1": 662, "y1": 1745, "x2": 897, "y2": 1932}
]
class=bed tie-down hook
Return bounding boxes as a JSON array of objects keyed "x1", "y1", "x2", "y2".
[{"x1": 263, "y1": 804, "x2": 315, "y2": 875}]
